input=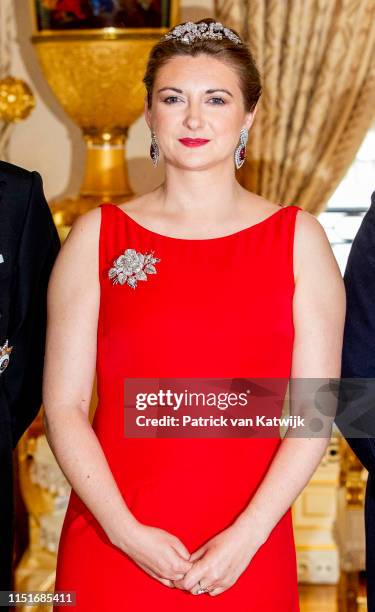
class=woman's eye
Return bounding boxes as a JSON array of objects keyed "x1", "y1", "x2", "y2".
[
  {"x1": 163, "y1": 96, "x2": 179, "y2": 104},
  {"x1": 209, "y1": 97, "x2": 225, "y2": 104}
]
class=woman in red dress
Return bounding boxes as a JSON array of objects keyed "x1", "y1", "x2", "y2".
[{"x1": 44, "y1": 17, "x2": 346, "y2": 610}]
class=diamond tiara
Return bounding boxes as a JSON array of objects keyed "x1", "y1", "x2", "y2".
[{"x1": 162, "y1": 21, "x2": 243, "y2": 46}]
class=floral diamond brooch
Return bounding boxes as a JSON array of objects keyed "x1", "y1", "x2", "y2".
[{"x1": 107, "y1": 248, "x2": 161, "y2": 289}]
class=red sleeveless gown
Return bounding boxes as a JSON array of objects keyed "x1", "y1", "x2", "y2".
[{"x1": 54, "y1": 202, "x2": 302, "y2": 611}]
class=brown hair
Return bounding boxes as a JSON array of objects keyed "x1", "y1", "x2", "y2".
[{"x1": 143, "y1": 18, "x2": 262, "y2": 113}]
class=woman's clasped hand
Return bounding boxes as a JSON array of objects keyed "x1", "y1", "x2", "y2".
[
  {"x1": 173, "y1": 519, "x2": 265, "y2": 596},
  {"x1": 117, "y1": 516, "x2": 266, "y2": 597}
]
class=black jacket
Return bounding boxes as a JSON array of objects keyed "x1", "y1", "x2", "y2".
[
  {"x1": 341, "y1": 190, "x2": 375, "y2": 611},
  {"x1": 0, "y1": 161, "x2": 60, "y2": 593}
]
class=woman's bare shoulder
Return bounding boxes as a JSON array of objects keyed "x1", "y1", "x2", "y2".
[
  {"x1": 294, "y1": 207, "x2": 329, "y2": 248},
  {"x1": 292, "y1": 208, "x2": 342, "y2": 285},
  {"x1": 50, "y1": 207, "x2": 102, "y2": 289},
  {"x1": 66, "y1": 206, "x2": 102, "y2": 245}
]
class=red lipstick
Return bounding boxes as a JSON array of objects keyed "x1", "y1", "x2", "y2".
[{"x1": 179, "y1": 138, "x2": 210, "y2": 147}]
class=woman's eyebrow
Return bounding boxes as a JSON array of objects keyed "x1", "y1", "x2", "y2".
[{"x1": 157, "y1": 86, "x2": 233, "y2": 97}]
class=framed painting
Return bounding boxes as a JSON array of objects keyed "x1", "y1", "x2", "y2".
[{"x1": 33, "y1": 0, "x2": 171, "y2": 30}]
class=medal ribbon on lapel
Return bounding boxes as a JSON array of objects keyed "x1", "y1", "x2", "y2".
[{"x1": 0, "y1": 340, "x2": 13, "y2": 374}]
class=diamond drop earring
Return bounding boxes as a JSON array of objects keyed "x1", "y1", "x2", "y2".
[
  {"x1": 234, "y1": 127, "x2": 248, "y2": 170},
  {"x1": 150, "y1": 129, "x2": 160, "y2": 167}
]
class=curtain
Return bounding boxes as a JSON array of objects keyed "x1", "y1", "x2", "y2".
[{"x1": 215, "y1": 0, "x2": 375, "y2": 215}]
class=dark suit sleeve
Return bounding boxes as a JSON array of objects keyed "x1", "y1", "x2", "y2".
[
  {"x1": 341, "y1": 191, "x2": 375, "y2": 473},
  {"x1": 2, "y1": 171, "x2": 60, "y2": 448}
]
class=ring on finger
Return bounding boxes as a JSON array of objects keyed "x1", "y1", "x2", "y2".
[{"x1": 196, "y1": 579, "x2": 211, "y2": 594}]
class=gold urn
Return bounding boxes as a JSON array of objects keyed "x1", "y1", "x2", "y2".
[{"x1": 29, "y1": 0, "x2": 179, "y2": 232}]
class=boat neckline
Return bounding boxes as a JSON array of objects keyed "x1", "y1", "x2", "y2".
[{"x1": 104, "y1": 202, "x2": 295, "y2": 242}]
